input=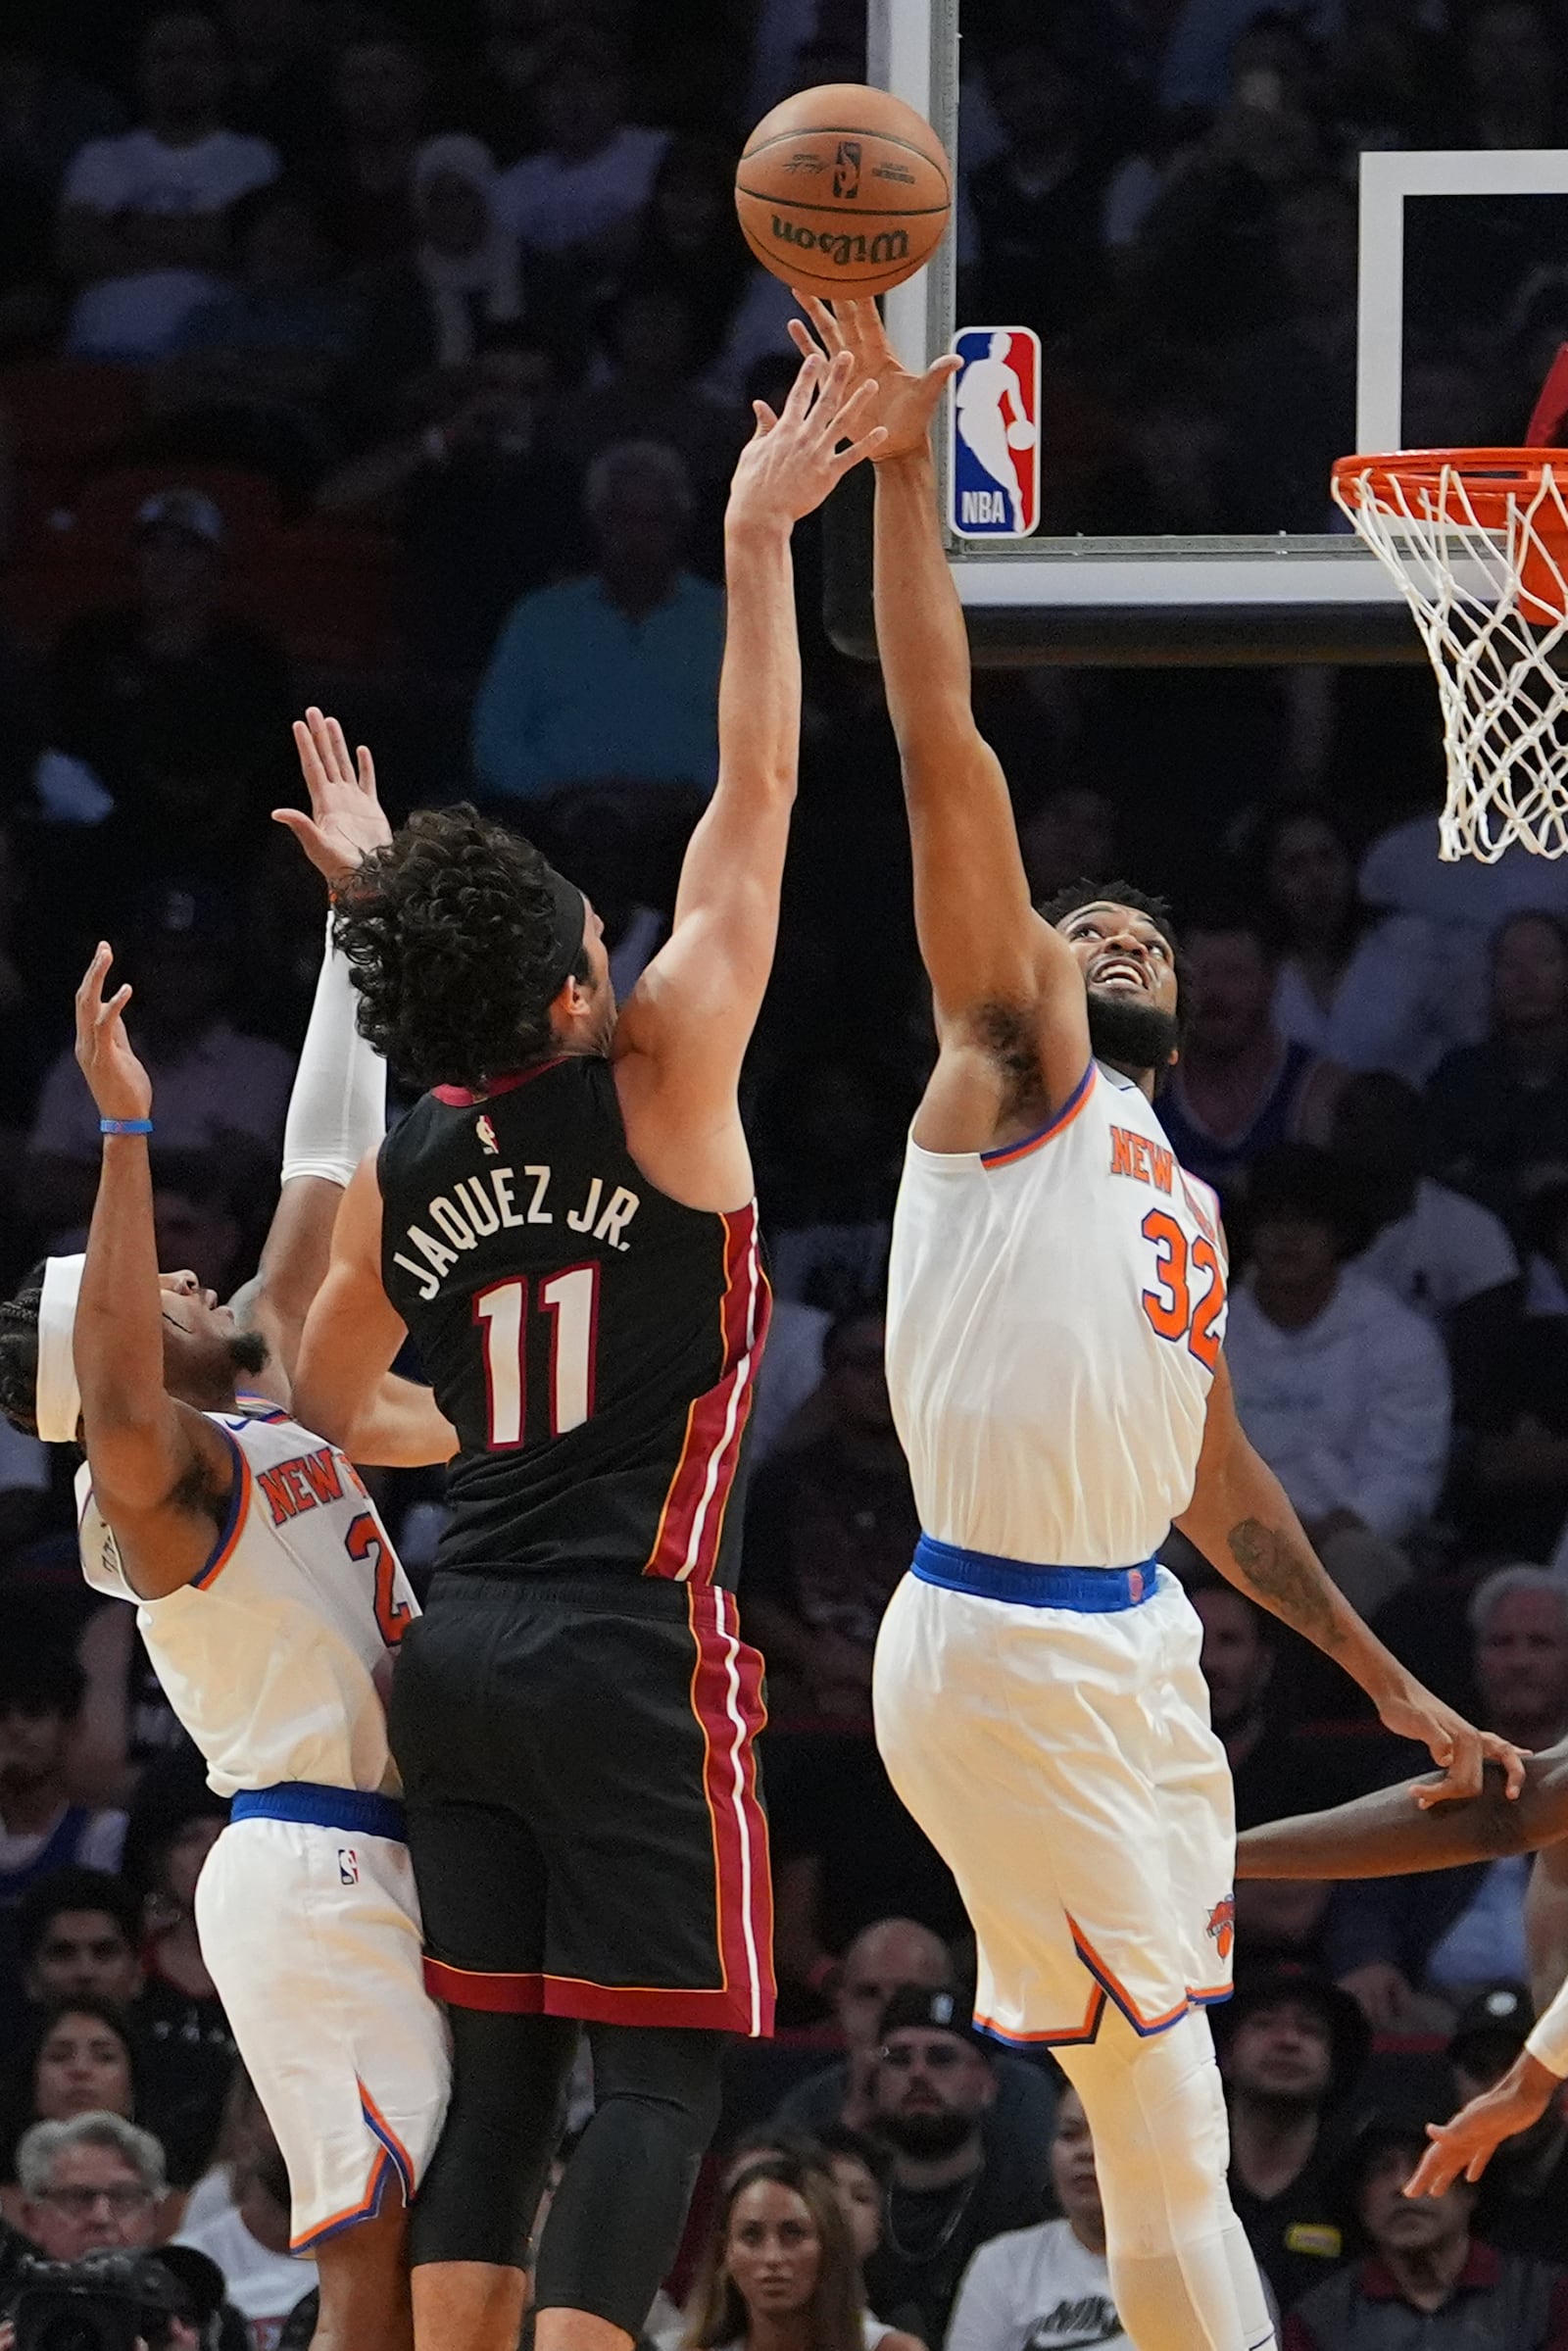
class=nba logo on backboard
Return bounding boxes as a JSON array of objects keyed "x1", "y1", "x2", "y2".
[{"x1": 950, "y1": 327, "x2": 1040, "y2": 537}]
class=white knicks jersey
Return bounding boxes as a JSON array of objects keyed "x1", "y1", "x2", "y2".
[
  {"x1": 76, "y1": 1398, "x2": 416, "y2": 1797},
  {"x1": 887, "y1": 1061, "x2": 1227, "y2": 1567}
]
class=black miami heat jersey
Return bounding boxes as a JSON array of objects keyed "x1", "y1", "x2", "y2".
[{"x1": 378, "y1": 1055, "x2": 770, "y2": 1585}]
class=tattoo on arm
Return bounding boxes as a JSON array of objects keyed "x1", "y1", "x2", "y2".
[{"x1": 1227, "y1": 1517, "x2": 1345, "y2": 1652}]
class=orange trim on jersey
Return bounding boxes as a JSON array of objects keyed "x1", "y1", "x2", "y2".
[
  {"x1": 290, "y1": 2149, "x2": 390, "y2": 2251},
  {"x1": 1068, "y1": 1916, "x2": 1198, "y2": 2035},
  {"x1": 981, "y1": 1063, "x2": 1097, "y2": 1168},
  {"x1": 975, "y1": 1980, "x2": 1106, "y2": 2049},
  {"x1": 190, "y1": 1434, "x2": 252, "y2": 1590},
  {"x1": 357, "y1": 2077, "x2": 415, "y2": 2197},
  {"x1": 422, "y1": 1956, "x2": 769, "y2": 2034}
]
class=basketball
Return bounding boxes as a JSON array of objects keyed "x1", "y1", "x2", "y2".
[{"x1": 734, "y1": 84, "x2": 952, "y2": 301}]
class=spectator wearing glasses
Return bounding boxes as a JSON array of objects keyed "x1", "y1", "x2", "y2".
[
  {"x1": 859, "y1": 1989, "x2": 1045, "y2": 2349},
  {"x1": 14, "y1": 2112, "x2": 165, "y2": 2262}
]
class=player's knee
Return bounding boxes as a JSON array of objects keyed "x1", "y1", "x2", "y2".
[
  {"x1": 411, "y1": 2011, "x2": 578, "y2": 2271},
  {"x1": 586, "y1": 2022, "x2": 726, "y2": 2150}
]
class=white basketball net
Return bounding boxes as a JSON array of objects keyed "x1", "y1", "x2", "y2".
[{"x1": 1333, "y1": 457, "x2": 1568, "y2": 862}]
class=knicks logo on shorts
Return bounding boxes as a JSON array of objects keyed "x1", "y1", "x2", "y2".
[
  {"x1": 1206, "y1": 1894, "x2": 1235, "y2": 1961},
  {"x1": 339, "y1": 1847, "x2": 360, "y2": 1886},
  {"x1": 950, "y1": 326, "x2": 1040, "y2": 537}
]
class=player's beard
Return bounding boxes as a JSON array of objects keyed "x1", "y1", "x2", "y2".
[
  {"x1": 226, "y1": 1328, "x2": 270, "y2": 1379},
  {"x1": 877, "y1": 2109, "x2": 982, "y2": 2160},
  {"x1": 1086, "y1": 986, "x2": 1179, "y2": 1077}
]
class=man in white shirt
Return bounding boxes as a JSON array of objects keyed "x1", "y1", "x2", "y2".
[
  {"x1": 1224, "y1": 1145, "x2": 1451, "y2": 1612},
  {"x1": 58, "y1": 8, "x2": 279, "y2": 359},
  {"x1": 177, "y1": 2109, "x2": 318, "y2": 2351},
  {"x1": 493, "y1": 38, "x2": 666, "y2": 259},
  {"x1": 947, "y1": 2085, "x2": 1130, "y2": 2351}
]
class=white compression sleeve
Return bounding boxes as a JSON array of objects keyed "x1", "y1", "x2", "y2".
[
  {"x1": 280, "y1": 915, "x2": 386, "y2": 1186},
  {"x1": 1526, "y1": 1975, "x2": 1568, "y2": 2077}
]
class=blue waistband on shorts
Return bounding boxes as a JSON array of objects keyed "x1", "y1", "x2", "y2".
[
  {"x1": 230, "y1": 1782, "x2": 406, "y2": 1840},
  {"x1": 911, "y1": 1533, "x2": 1158, "y2": 1613}
]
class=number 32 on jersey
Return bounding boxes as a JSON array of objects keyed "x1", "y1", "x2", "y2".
[{"x1": 1140, "y1": 1208, "x2": 1226, "y2": 1371}]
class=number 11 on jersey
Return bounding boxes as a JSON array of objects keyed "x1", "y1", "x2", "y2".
[{"x1": 473, "y1": 1267, "x2": 601, "y2": 1447}]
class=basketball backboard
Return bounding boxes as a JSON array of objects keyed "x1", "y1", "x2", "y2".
[{"x1": 823, "y1": 0, "x2": 1568, "y2": 664}]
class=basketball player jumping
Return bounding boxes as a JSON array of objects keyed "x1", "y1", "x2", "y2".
[
  {"x1": 1236, "y1": 1733, "x2": 1568, "y2": 2203},
  {"x1": 788, "y1": 293, "x2": 1523, "y2": 2351},
  {"x1": 287, "y1": 346, "x2": 885, "y2": 2351},
  {"x1": 0, "y1": 711, "x2": 455, "y2": 2351}
]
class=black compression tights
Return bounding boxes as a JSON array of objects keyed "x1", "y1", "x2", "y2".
[{"x1": 411, "y1": 2010, "x2": 726, "y2": 2337}]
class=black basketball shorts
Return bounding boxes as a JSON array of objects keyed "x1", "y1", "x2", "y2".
[{"x1": 389, "y1": 1572, "x2": 774, "y2": 2035}]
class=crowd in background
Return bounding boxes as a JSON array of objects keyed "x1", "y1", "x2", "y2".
[{"x1": 7, "y1": 0, "x2": 1568, "y2": 2344}]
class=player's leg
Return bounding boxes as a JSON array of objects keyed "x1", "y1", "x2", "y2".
[
  {"x1": 1058, "y1": 2008, "x2": 1275, "y2": 2351},
  {"x1": 531, "y1": 2023, "x2": 727, "y2": 2347},
  {"x1": 312, "y1": 2191, "x2": 414, "y2": 2351}
]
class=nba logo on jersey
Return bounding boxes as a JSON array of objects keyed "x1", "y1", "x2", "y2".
[
  {"x1": 338, "y1": 1847, "x2": 359, "y2": 1886},
  {"x1": 950, "y1": 327, "x2": 1040, "y2": 537}
]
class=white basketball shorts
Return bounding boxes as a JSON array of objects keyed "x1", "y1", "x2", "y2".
[
  {"x1": 873, "y1": 1556, "x2": 1236, "y2": 2045},
  {"x1": 196, "y1": 1791, "x2": 451, "y2": 2248}
]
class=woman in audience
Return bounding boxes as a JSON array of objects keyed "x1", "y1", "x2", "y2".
[
  {"x1": 351, "y1": 131, "x2": 525, "y2": 412},
  {"x1": 1427, "y1": 909, "x2": 1568, "y2": 1241},
  {"x1": 1255, "y1": 802, "x2": 1451, "y2": 1083},
  {"x1": 686, "y1": 2149, "x2": 922, "y2": 2351},
  {"x1": 0, "y1": 1995, "x2": 142, "y2": 2218}
]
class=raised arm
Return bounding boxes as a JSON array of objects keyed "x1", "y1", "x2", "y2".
[
  {"x1": 1179, "y1": 1350, "x2": 1527, "y2": 1803},
  {"x1": 612, "y1": 348, "x2": 883, "y2": 1192},
  {"x1": 291, "y1": 1152, "x2": 459, "y2": 1468},
  {"x1": 789, "y1": 297, "x2": 1088, "y2": 1123},
  {"x1": 70, "y1": 951, "x2": 236, "y2": 1600}
]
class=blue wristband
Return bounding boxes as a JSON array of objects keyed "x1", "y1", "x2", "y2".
[{"x1": 100, "y1": 1117, "x2": 153, "y2": 1136}]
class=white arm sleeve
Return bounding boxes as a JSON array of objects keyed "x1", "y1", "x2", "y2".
[
  {"x1": 280, "y1": 916, "x2": 386, "y2": 1188},
  {"x1": 1526, "y1": 1976, "x2": 1568, "y2": 2077}
]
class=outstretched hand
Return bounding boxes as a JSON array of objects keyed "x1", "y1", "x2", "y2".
[
  {"x1": 727, "y1": 344, "x2": 887, "y2": 528},
  {"x1": 788, "y1": 290, "x2": 960, "y2": 464},
  {"x1": 1374, "y1": 1675, "x2": 1528, "y2": 1806},
  {"x1": 74, "y1": 943, "x2": 152, "y2": 1125},
  {"x1": 274, "y1": 707, "x2": 391, "y2": 888},
  {"x1": 1406, "y1": 2053, "x2": 1559, "y2": 2196}
]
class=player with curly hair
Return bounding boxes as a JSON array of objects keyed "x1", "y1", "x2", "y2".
[{"x1": 285, "y1": 349, "x2": 885, "y2": 2351}]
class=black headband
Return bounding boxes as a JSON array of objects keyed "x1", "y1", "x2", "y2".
[{"x1": 541, "y1": 860, "x2": 587, "y2": 996}]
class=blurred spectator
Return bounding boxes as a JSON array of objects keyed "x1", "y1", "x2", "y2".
[
  {"x1": 1019, "y1": 785, "x2": 1118, "y2": 905},
  {"x1": 1357, "y1": 823, "x2": 1568, "y2": 1041},
  {"x1": 14, "y1": 1870, "x2": 141, "y2": 2014},
  {"x1": 5, "y1": 2000, "x2": 143, "y2": 2194},
  {"x1": 318, "y1": 346, "x2": 573, "y2": 678},
  {"x1": 859, "y1": 1987, "x2": 1045, "y2": 2347},
  {"x1": 1256, "y1": 803, "x2": 1452, "y2": 1085},
  {"x1": 1156, "y1": 910, "x2": 1333, "y2": 1202},
  {"x1": 471, "y1": 439, "x2": 722, "y2": 802},
  {"x1": 1470, "y1": 1186, "x2": 1568, "y2": 1560},
  {"x1": 73, "y1": 1592, "x2": 187, "y2": 1812},
  {"x1": 57, "y1": 9, "x2": 280, "y2": 362},
  {"x1": 624, "y1": 137, "x2": 751, "y2": 372},
  {"x1": 0, "y1": 821, "x2": 56, "y2": 1225},
  {"x1": 742, "y1": 1313, "x2": 917, "y2": 1721},
  {"x1": 814, "y1": 2125, "x2": 908, "y2": 2335},
  {"x1": 0, "y1": 1642, "x2": 127, "y2": 1988},
  {"x1": 1223, "y1": 1146, "x2": 1451, "y2": 1613},
  {"x1": 175, "y1": 2098, "x2": 317, "y2": 2343},
  {"x1": 963, "y1": 40, "x2": 1122, "y2": 345},
  {"x1": 1426, "y1": 913, "x2": 1568, "y2": 1243},
  {"x1": 1190, "y1": 1577, "x2": 1379, "y2": 1827},
  {"x1": 1330, "y1": 1072, "x2": 1520, "y2": 1378},
  {"x1": 219, "y1": 0, "x2": 331, "y2": 166},
  {"x1": 758, "y1": 1056, "x2": 904, "y2": 1310},
  {"x1": 24, "y1": 881, "x2": 293, "y2": 1245},
  {"x1": 353, "y1": 134, "x2": 525, "y2": 396},
  {"x1": 772, "y1": 1916, "x2": 1057, "y2": 2196},
  {"x1": 151, "y1": 183, "x2": 357, "y2": 494},
  {"x1": 14, "y1": 2113, "x2": 166, "y2": 2263},
  {"x1": 1224, "y1": 177, "x2": 1358, "y2": 533},
  {"x1": 684, "y1": 2148, "x2": 906, "y2": 2351},
  {"x1": 1448, "y1": 1983, "x2": 1568, "y2": 2262},
  {"x1": 1283, "y1": 2111, "x2": 1568, "y2": 2350},
  {"x1": 0, "y1": 37, "x2": 122, "y2": 352},
  {"x1": 1329, "y1": 1569, "x2": 1568, "y2": 2028},
  {"x1": 946, "y1": 2087, "x2": 1132, "y2": 2351},
  {"x1": 42, "y1": 490, "x2": 293, "y2": 876},
  {"x1": 494, "y1": 37, "x2": 669, "y2": 268},
  {"x1": 303, "y1": 33, "x2": 426, "y2": 268},
  {"x1": 122, "y1": 1766, "x2": 235, "y2": 2186},
  {"x1": 1217, "y1": 1968, "x2": 1371, "y2": 2313},
  {"x1": 547, "y1": 282, "x2": 745, "y2": 529}
]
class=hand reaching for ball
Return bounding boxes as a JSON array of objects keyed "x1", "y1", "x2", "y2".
[
  {"x1": 789, "y1": 293, "x2": 960, "y2": 465},
  {"x1": 727, "y1": 345, "x2": 887, "y2": 528}
]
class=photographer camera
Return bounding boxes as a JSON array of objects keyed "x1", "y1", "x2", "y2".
[{"x1": 2, "y1": 2247, "x2": 210, "y2": 2351}]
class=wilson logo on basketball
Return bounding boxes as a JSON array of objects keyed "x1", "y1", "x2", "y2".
[
  {"x1": 781, "y1": 151, "x2": 825, "y2": 173},
  {"x1": 1206, "y1": 1895, "x2": 1236, "y2": 1961},
  {"x1": 832, "y1": 139, "x2": 861, "y2": 199},
  {"x1": 767, "y1": 216, "x2": 908, "y2": 269}
]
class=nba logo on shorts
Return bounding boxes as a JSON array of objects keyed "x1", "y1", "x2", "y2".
[
  {"x1": 950, "y1": 327, "x2": 1040, "y2": 538},
  {"x1": 339, "y1": 1847, "x2": 359, "y2": 1886}
]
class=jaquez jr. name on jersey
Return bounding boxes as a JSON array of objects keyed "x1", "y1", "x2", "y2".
[{"x1": 393, "y1": 1164, "x2": 640, "y2": 1299}]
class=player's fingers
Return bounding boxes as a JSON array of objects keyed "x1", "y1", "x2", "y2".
[
  {"x1": 356, "y1": 744, "x2": 376, "y2": 796},
  {"x1": 105, "y1": 982, "x2": 133, "y2": 1020},
  {"x1": 76, "y1": 942, "x2": 111, "y2": 1005},
  {"x1": 270, "y1": 808, "x2": 315, "y2": 840},
  {"x1": 1486, "y1": 1734, "x2": 1531, "y2": 1799},
  {"x1": 782, "y1": 348, "x2": 824, "y2": 424},
  {"x1": 1441, "y1": 1727, "x2": 1483, "y2": 1801},
  {"x1": 787, "y1": 317, "x2": 824, "y2": 363},
  {"x1": 924, "y1": 353, "x2": 963, "y2": 395},
  {"x1": 291, "y1": 716, "x2": 326, "y2": 791},
  {"x1": 792, "y1": 289, "x2": 844, "y2": 352},
  {"x1": 750, "y1": 400, "x2": 778, "y2": 436},
  {"x1": 830, "y1": 423, "x2": 889, "y2": 476},
  {"x1": 323, "y1": 712, "x2": 354, "y2": 782},
  {"x1": 812, "y1": 350, "x2": 858, "y2": 430}
]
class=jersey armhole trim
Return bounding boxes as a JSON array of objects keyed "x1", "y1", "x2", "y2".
[
  {"x1": 190, "y1": 1428, "x2": 252, "y2": 1591},
  {"x1": 980, "y1": 1062, "x2": 1096, "y2": 1169}
]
